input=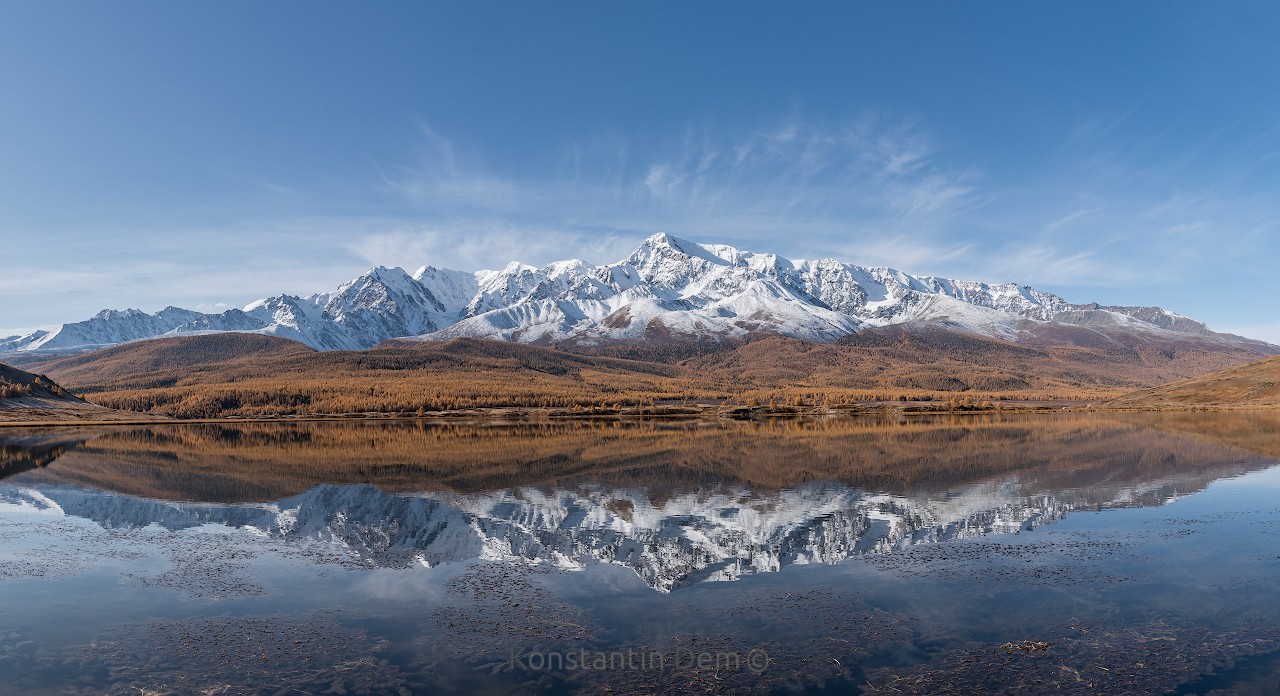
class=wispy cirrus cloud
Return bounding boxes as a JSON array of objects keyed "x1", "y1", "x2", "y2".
[
  {"x1": 10, "y1": 111, "x2": 1280, "y2": 340},
  {"x1": 347, "y1": 225, "x2": 639, "y2": 273},
  {"x1": 343, "y1": 111, "x2": 1280, "y2": 312},
  {"x1": 363, "y1": 115, "x2": 986, "y2": 273},
  {"x1": 833, "y1": 235, "x2": 974, "y2": 274}
]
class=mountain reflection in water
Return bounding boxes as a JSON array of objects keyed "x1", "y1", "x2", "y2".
[{"x1": 2, "y1": 413, "x2": 1277, "y2": 592}]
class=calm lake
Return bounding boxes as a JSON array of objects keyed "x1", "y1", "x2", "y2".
[{"x1": 1, "y1": 413, "x2": 1279, "y2": 694}]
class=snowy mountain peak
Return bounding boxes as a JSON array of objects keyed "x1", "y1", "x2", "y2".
[
  {"x1": 627, "y1": 232, "x2": 733, "y2": 275},
  {"x1": 411, "y1": 266, "x2": 481, "y2": 315},
  {"x1": 331, "y1": 265, "x2": 424, "y2": 304},
  {"x1": 92, "y1": 308, "x2": 146, "y2": 321},
  {"x1": 545, "y1": 259, "x2": 591, "y2": 277},
  {"x1": 1, "y1": 235, "x2": 1266, "y2": 354},
  {"x1": 503, "y1": 260, "x2": 539, "y2": 273}
]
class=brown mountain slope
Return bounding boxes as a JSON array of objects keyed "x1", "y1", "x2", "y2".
[
  {"x1": 372, "y1": 336, "x2": 681, "y2": 377},
  {"x1": 687, "y1": 325, "x2": 1273, "y2": 396},
  {"x1": 41, "y1": 334, "x2": 696, "y2": 418},
  {"x1": 1103, "y1": 355, "x2": 1280, "y2": 409},
  {"x1": 23, "y1": 333, "x2": 314, "y2": 385},
  {"x1": 27, "y1": 328, "x2": 1276, "y2": 419}
]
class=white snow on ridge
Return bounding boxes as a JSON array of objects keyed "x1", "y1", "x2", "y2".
[{"x1": 0, "y1": 233, "x2": 1250, "y2": 354}]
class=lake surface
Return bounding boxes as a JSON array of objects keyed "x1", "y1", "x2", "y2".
[{"x1": 1, "y1": 413, "x2": 1279, "y2": 694}]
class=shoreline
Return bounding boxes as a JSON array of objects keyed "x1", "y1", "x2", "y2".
[{"x1": 3, "y1": 401, "x2": 1279, "y2": 428}]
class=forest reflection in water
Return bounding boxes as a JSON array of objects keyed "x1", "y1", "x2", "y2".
[{"x1": 4, "y1": 411, "x2": 1280, "y2": 503}]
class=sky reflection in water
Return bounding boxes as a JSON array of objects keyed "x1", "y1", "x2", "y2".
[{"x1": 1, "y1": 413, "x2": 1279, "y2": 694}]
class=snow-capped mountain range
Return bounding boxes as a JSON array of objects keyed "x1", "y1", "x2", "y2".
[
  {"x1": 0, "y1": 467, "x2": 1222, "y2": 592},
  {"x1": 0, "y1": 233, "x2": 1257, "y2": 353}
]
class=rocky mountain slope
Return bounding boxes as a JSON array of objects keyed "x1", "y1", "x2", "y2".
[{"x1": 4, "y1": 234, "x2": 1269, "y2": 355}]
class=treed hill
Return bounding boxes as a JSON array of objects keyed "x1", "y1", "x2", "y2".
[
  {"x1": 1, "y1": 361, "x2": 150, "y2": 423},
  {"x1": 1104, "y1": 355, "x2": 1280, "y2": 409},
  {"x1": 1, "y1": 362, "x2": 74, "y2": 400}
]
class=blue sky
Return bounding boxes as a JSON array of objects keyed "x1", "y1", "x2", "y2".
[{"x1": 3, "y1": 1, "x2": 1280, "y2": 340}]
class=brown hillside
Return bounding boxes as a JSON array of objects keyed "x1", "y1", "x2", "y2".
[
  {"x1": 45, "y1": 337, "x2": 702, "y2": 419},
  {"x1": 0, "y1": 362, "x2": 74, "y2": 400},
  {"x1": 687, "y1": 325, "x2": 1271, "y2": 396},
  {"x1": 1103, "y1": 355, "x2": 1280, "y2": 409},
  {"x1": 26, "y1": 333, "x2": 314, "y2": 384},
  {"x1": 29, "y1": 327, "x2": 1275, "y2": 419},
  {"x1": 374, "y1": 337, "x2": 681, "y2": 377}
]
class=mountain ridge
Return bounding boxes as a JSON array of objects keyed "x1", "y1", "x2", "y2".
[{"x1": 5, "y1": 234, "x2": 1267, "y2": 356}]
